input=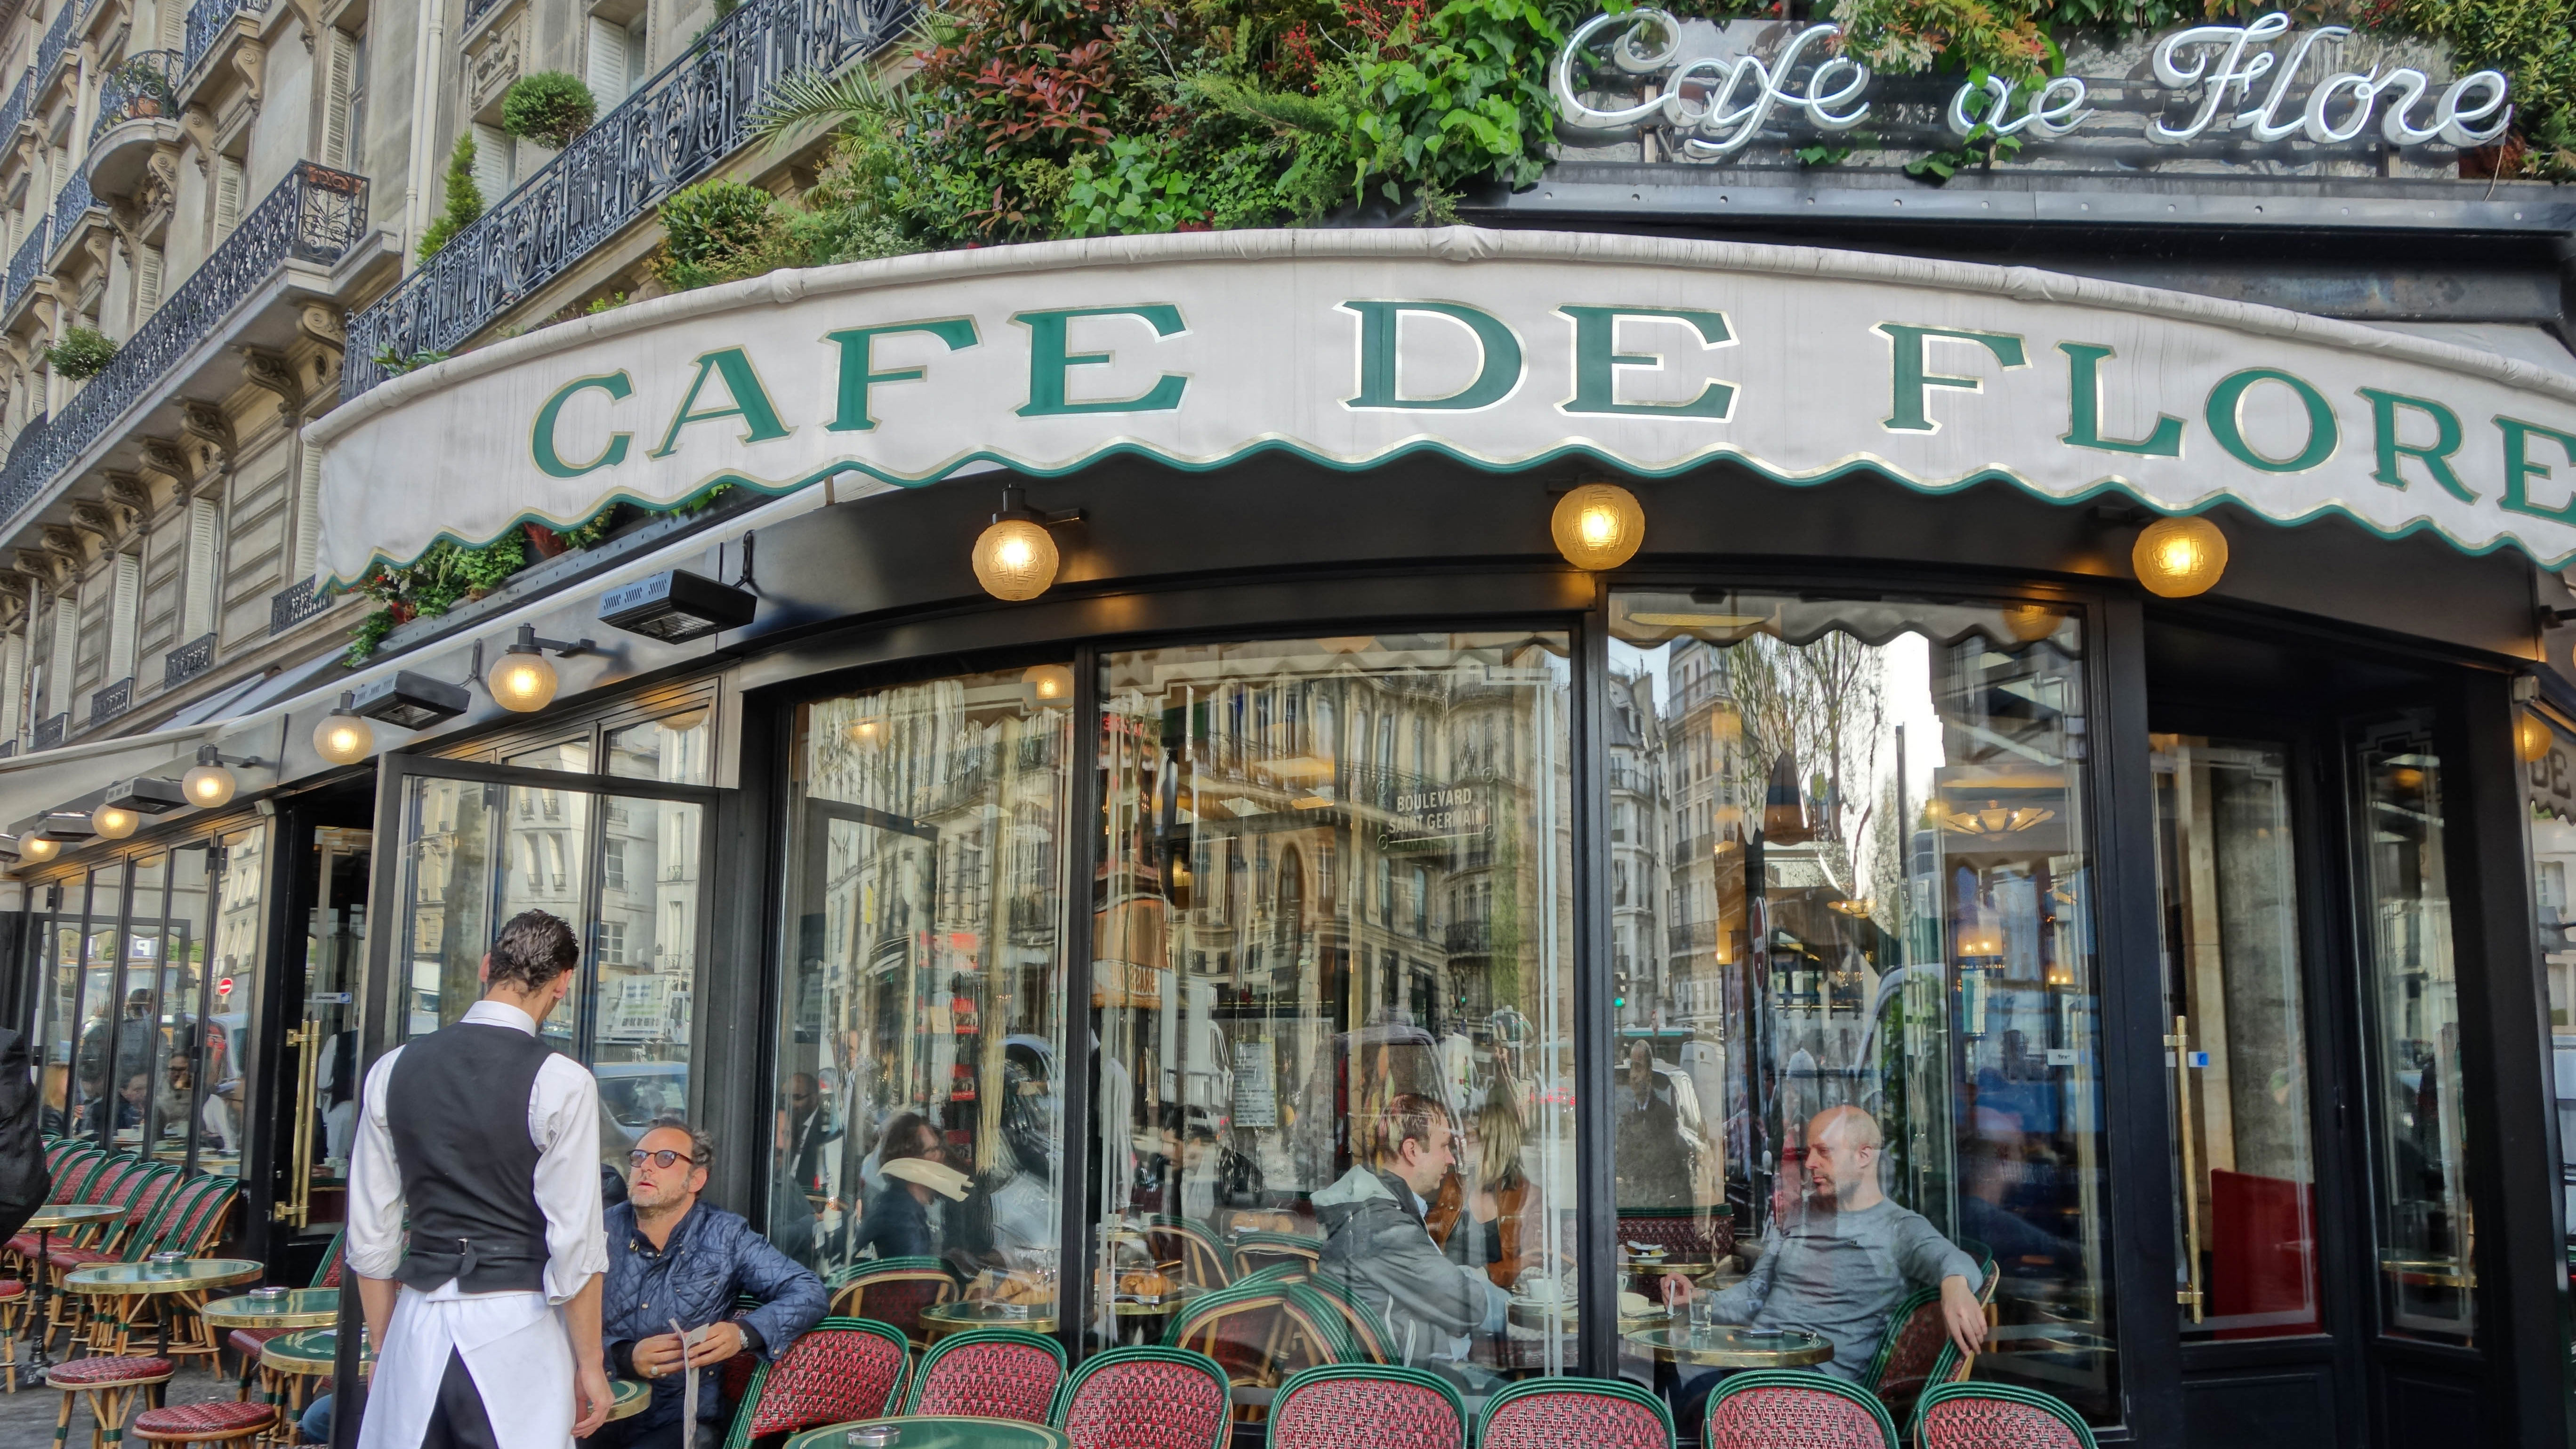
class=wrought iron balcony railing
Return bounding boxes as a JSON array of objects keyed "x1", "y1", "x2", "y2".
[
  {"x1": 0, "y1": 162, "x2": 366, "y2": 530},
  {"x1": 0, "y1": 69, "x2": 32, "y2": 142},
  {"x1": 6, "y1": 220, "x2": 48, "y2": 314},
  {"x1": 93, "y1": 51, "x2": 181, "y2": 139},
  {"x1": 343, "y1": 0, "x2": 913, "y2": 397},
  {"x1": 183, "y1": 0, "x2": 264, "y2": 81},
  {"x1": 31, "y1": 712, "x2": 64, "y2": 749},
  {"x1": 34, "y1": 0, "x2": 77, "y2": 86},
  {"x1": 269, "y1": 577, "x2": 329, "y2": 635},
  {"x1": 89, "y1": 675, "x2": 131, "y2": 725},
  {"x1": 461, "y1": 0, "x2": 506, "y2": 32},
  {"x1": 162, "y1": 631, "x2": 214, "y2": 687},
  {"x1": 48, "y1": 169, "x2": 95, "y2": 250}
]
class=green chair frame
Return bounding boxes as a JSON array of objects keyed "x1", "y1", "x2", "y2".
[
  {"x1": 1913, "y1": 1382, "x2": 2101, "y2": 1449},
  {"x1": 718, "y1": 1315, "x2": 909, "y2": 1449},
  {"x1": 826, "y1": 1256, "x2": 958, "y2": 1348},
  {"x1": 901, "y1": 1327, "x2": 1065, "y2": 1416},
  {"x1": 1144, "y1": 1215, "x2": 1236, "y2": 1289},
  {"x1": 1049, "y1": 1345, "x2": 1231, "y2": 1449},
  {"x1": 1477, "y1": 1377, "x2": 1674, "y2": 1449},
  {"x1": 1293, "y1": 1275, "x2": 1392, "y2": 1364},
  {"x1": 1705, "y1": 1370, "x2": 1899, "y2": 1449},
  {"x1": 1267, "y1": 1364, "x2": 1466, "y2": 1449}
]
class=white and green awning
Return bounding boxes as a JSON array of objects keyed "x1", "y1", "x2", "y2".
[{"x1": 310, "y1": 227, "x2": 2576, "y2": 588}]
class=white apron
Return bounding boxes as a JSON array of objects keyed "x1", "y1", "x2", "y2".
[{"x1": 354, "y1": 1281, "x2": 573, "y2": 1449}]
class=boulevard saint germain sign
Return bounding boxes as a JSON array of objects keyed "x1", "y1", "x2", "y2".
[{"x1": 312, "y1": 229, "x2": 2576, "y2": 585}]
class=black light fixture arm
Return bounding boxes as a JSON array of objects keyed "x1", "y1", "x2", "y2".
[
  {"x1": 2543, "y1": 606, "x2": 2576, "y2": 629},
  {"x1": 195, "y1": 743, "x2": 271, "y2": 770},
  {"x1": 996, "y1": 484, "x2": 1084, "y2": 528},
  {"x1": 512, "y1": 622, "x2": 599, "y2": 657}
]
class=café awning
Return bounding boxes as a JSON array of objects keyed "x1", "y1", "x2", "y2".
[{"x1": 310, "y1": 226, "x2": 2576, "y2": 587}]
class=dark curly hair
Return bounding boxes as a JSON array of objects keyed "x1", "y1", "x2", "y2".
[{"x1": 488, "y1": 910, "x2": 580, "y2": 991}]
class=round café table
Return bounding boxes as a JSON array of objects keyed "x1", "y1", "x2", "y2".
[
  {"x1": 259, "y1": 1329, "x2": 370, "y2": 1441},
  {"x1": 65, "y1": 1257, "x2": 261, "y2": 1363},
  {"x1": 919, "y1": 1301, "x2": 1058, "y2": 1343},
  {"x1": 200, "y1": 1288, "x2": 340, "y2": 1334},
  {"x1": 785, "y1": 1416, "x2": 1072, "y2": 1449},
  {"x1": 16, "y1": 1204, "x2": 124, "y2": 1371},
  {"x1": 1619, "y1": 1321, "x2": 1835, "y2": 1369}
]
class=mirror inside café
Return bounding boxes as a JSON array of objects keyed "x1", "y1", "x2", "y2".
[
  {"x1": 1607, "y1": 591, "x2": 2117, "y2": 1424},
  {"x1": 1089, "y1": 633, "x2": 1578, "y2": 1375}
]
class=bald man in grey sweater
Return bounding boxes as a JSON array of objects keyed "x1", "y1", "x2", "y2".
[{"x1": 1669, "y1": 1107, "x2": 1986, "y2": 1423}]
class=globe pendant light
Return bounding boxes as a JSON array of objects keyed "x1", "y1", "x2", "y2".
[
  {"x1": 314, "y1": 692, "x2": 375, "y2": 765},
  {"x1": 971, "y1": 486, "x2": 1083, "y2": 602},
  {"x1": 2133, "y1": 515, "x2": 2229, "y2": 597},
  {"x1": 485, "y1": 624, "x2": 596, "y2": 713},
  {"x1": 1552, "y1": 483, "x2": 1646, "y2": 570},
  {"x1": 18, "y1": 834, "x2": 58, "y2": 863},
  {"x1": 90, "y1": 805, "x2": 138, "y2": 840}
]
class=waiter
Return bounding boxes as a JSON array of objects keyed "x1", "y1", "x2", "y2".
[{"x1": 350, "y1": 910, "x2": 615, "y2": 1449}]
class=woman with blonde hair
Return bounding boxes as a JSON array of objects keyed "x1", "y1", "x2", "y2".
[{"x1": 1428, "y1": 1081, "x2": 1537, "y2": 1288}]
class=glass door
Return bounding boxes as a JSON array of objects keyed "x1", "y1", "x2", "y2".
[
  {"x1": 2150, "y1": 736, "x2": 2323, "y2": 1341},
  {"x1": 274, "y1": 829, "x2": 370, "y2": 1239},
  {"x1": 371, "y1": 745, "x2": 719, "y2": 1175}
]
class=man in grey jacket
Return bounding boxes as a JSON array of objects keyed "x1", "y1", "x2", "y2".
[{"x1": 1315, "y1": 1093, "x2": 1507, "y2": 1366}]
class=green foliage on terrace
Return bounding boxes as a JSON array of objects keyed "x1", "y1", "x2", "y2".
[
  {"x1": 45, "y1": 327, "x2": 116, "y2": 381},
  {"x1": 502, "y1": 70, "x2": 600, "y2": 149},
  {"x1": 418, "y1": 134, "x2": 485, "y2": 261}
]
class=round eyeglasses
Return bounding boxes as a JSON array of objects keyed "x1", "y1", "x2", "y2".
[{"x1": 629, "y1": 1149, "x2": 696, "y2": 1169}]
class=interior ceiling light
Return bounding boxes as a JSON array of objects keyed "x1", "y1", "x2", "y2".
[
  {"x1": 1551, "y1": 482, "x2": 1646, "y2": 571},
  {"x1": 314, "y1": 692, "x2": 375, "y2": 766},
  {"x1": 486, "y1": 624, "x2": 597, "y2": 713},
  {"x1": 1023, "y1": 664, "x2": 1074, "y2": 704},
  {"x1": 2133, "y1": 515, "x2": 2228, "y2": 598},
  {"x1": 351, "y1": 669, "x2": 472, "y2": 730},
  {"x1": 971, "y1": 485, "x2": 1083, "y2": 602},
  {"x1": 599, "y1": 569, "x2": 757, "y2": 643},
  {"x1": 1942, "y1": 800, "x2": 2058, "y2": 835}
]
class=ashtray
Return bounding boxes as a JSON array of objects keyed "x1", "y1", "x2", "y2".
[
  {"x1": 846, "y1": 1427, "x2": 899, "y2": 1449},
  {"x1": 248, "y1": 1287, "x2": 288, "y2": 1302}
]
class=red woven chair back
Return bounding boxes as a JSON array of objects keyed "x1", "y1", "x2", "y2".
[
  {"x1": 1705, "y1": 1381, "x2": 1894, "y2": 1449},
  {"x1": 731, "y1": 1319, "x2": 907, "y2": 1447},
  {"x1": 1915, "y1": 1387, "x2": 2095, "y2": 1449},
  {"x1": 1480, "y1": 1382, "x2": 1672, "y2": 1449},
  {"x1": 1271, "y1": 1368, "x2": 1465, "y2": 1449},
  {"x1": 1056, "y1": 1348, "x2": 1229, "y2": 1449},
  {"x1": 1866, "y1": 1291, "x2": 1949, "y2": 1424},
  {"x1": 908, "y1": 1331, "x2": 1062, "y2": 1420},
  {"x1": 827, "y1": 1260, "x2": 955, "y2": 1349},
  {"x1": 149, "y1": 1177, "x2": 239, "y2": 1257}
]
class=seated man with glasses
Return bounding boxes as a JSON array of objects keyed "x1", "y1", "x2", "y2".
[{"x1": 587, "y1": 1120, "x2": 830, "y2": 1449}]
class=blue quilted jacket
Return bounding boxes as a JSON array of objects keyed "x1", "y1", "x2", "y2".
[{"x1": 600, "y1": 1199, "x2": 830, "y2": 1432}]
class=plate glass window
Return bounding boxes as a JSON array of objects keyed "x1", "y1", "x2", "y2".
[
  {"x1": 1089, "y1": 633, "x2": 1577, "y2": 1376},
  {"x1": 1607, "y1": 591, "x2": 2117, "y2": 1425},
  {"x1": 766, "y1": 667, "x2": 1075, "y2": 1330}
]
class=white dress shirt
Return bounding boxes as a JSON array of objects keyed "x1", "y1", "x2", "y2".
[{"x1": 351, "y1": 1000, "x2": 608, "y2": 1449}]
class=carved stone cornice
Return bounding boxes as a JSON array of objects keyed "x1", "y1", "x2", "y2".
[
  {"x1": 179, "y1": 400, "x2": 233, "y2": 460},
  {"x1": 14, "y1": 546, "x2": 73, "y2": 588},
  {"x1": 68, "y1": 499, "x2": 134, "y2": 545},
  {"x1": 136, "y1": 435, "x2": 190, "y2": 483},
  {"x1": 102, "y1": 472, "x2": 154, "y2": 515},
  {"x1": 179, "y1": 106, "x2": 217, "y2": 173},
  {"x1": 230, "y1": 40, "x2": 263, "y2": 111},
  {"x1": 236, "y1": 346, "x2": 302, "y2": 410},
  {"x1": 37, "y1": 526, "x2": 88, "y2": 572},
  {"x1": 298, "y1": 302, "x2": 343, "y2": 352}
]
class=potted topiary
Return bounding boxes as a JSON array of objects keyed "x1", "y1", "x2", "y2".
[
  {"x1": 45, "y1": 326, "x2": 116, "y2": 380},
  {"x1": 500, "y1": 71, "x2": 597, "y2": 151}
]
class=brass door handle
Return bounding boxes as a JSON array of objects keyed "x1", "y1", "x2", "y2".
[{"x1": 2172, "y1": 1014, "x2": 2202, "y2": 1322}]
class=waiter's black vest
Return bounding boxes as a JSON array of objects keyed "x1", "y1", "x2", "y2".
[{"x1": 387, "y1": 1021, "x2": 552, "y2": 1293}]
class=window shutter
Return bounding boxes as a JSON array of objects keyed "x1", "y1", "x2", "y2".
[
  {"x1": 180, "y1": 494, "x2": 217, "y2": 638},
  {"x1": 105, "y1": 551, "x2": 138, "y2": 683},
  {"x1": 46, "y1": 583, "x2": 76, "y2": 717},
  {"x1": 322, "y1": 32, "x2": 355, "y2": 169},
  {"x1": 627, "y1": 17, "x2": 648, "y2": 95},
  {"x1": 135, "y1": 245, "x2": 161, "y2": 320},
  {"x1": 585, "y1": 16, "x2": 627, "y2": 105},
  {"x1": 471, "y1": 121, "x2": 510, "y2": 199},
  {"x1": 158, "y1": 0, "x2": 184, "y2": 53},
  {"x1": 0, "y1": 629, "x2": 25, "y2": 742},
  {"x1": 213, "y1": 155, "x2": 243, "y2": 236},
  {"x1": 291, "y1": 439, "x2": 322, "y2": 583}
]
